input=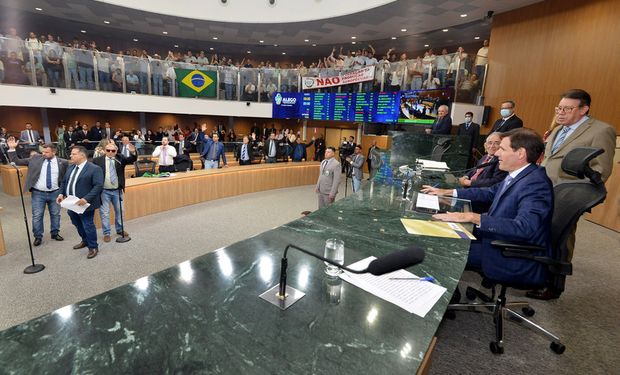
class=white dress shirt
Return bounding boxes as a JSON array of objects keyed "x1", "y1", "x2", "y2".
[{"x1": 34, "y1": 157, "x2": 60, "y2": 191}]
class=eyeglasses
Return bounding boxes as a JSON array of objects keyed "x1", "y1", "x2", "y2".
[
  {"x1": 105, "y1": 149, "x2": 117, "y2": 153},
  {"x1": 554, "y1": 106, "x2": 579, "y2": 113},
  {"x1": 485, "y1": 141, "x2": 501, "y2": 146}
]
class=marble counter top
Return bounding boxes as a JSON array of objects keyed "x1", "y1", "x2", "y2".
[{"x1": 0, "y1": 183, "x2": 470, "y2": 374}]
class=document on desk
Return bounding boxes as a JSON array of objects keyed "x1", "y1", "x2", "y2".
[
  {"x1": 417, "y1": 159, "x2": 449, "y2": 171},
  {"x1": 400, "y1": 218, "x2": 476, "y2": 240},
  {"x1": 416, "y1": 193, "x2": 440, "y2": 210},
  {"x1": 340, "y1": 257, "x2": 446, "y2": 318},
  {"x1": 60, "y1": 195, "x2": 90, "y2": 214}
]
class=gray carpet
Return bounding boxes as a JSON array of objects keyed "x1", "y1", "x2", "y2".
[{"x1": 0, "y1": 177, "x2": 619, "y2": 374}]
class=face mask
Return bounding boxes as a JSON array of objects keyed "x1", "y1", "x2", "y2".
[
  {"x1": 465, "y1": 117, "x2": 472, "y2": 123},
  {"x1": 500, "y1": 109, "x2": 512, "y2": 118}
]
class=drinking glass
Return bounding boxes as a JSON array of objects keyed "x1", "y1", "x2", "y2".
[{"x1": 324, "y1": 239, "x2": 344, "y2": 276}]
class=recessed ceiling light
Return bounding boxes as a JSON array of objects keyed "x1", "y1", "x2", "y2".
[
  {"x1": 401, "y1": 28, "x2": 407, "y2": 32},
  {"x1": 304, "y1": 39, "x2": 309, "y2": 42},
  {"x1": 460, "y1": 14, "x2": 467, "y2": 18},
  {"x1": 209, "y1": 47, "x2": 214, "y2": 50},
  {"x1": 103, "y1": 20, "x2": 110, "y2": 24},
  {"x1": 424, "y1": 44, "x2": 429, "y2": 47},
  {"x1": 282, "y1": 52, "x2": 286, "y2": 55},
  {"x1": 442, "y1": 29, "x2": 449, "y2": 32},
  {"x1": 351, "y1": 41, "x2": 356, "y2": 45},
  {"x1": 474, "y1": 36, "x2": 480, "y2": 40},
  {"x1": 312, "y1": 44, "x2": 317, "y2": 47},
  {"x1": 274, "y1": 44, "x2": 278, "y2": 47},
  {"x1": 391, "y1": 36, "x2": 397, "y2": 40},
  {"x1": 133, "y1": 38, "x2": 139, "y2": 42},
  {"x1": 174, "y1": 44, "x2": 179, "y2": 48},
  {"x1": 212, "y1": 37, "x2": 218, "y2": 40},
  {"x1": 35, "y1": 7, "x2": 42, "y2": 11},
  {"x1": 80, "y1": 30, "x2": 87, "y2": 34},
  {"x1": 247, "y1": 51, "x2": 252, "y2": 54},
  {"x1": 259, "y1": 40, "x2": 264, "y2": 43},
  {"x1": 162, "y1": 31, "x2": 168, "y2": 35},
  {"x1": 351, "y1": 36, "x2": 356, "y2": 39}
]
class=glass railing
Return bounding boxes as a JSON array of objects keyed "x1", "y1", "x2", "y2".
[{"x1": 0, "y1": 37, "x2": 488, "y2": 106}]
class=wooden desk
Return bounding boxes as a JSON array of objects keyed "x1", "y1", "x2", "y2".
[
  {"x1": 0, "y1": 207, "x2": 5, "y2": 256},
  {"x1": 586, "y1": 162, "x2": 620, "y2": 232},
  {"x1": 0, "y1": 164, "x2": 29, "y2": 197}
]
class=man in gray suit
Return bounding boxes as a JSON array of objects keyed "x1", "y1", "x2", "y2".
[
  {"x1": 19, "y1": 123, "x2": 41, "y2": 157},
  {"x1": 530, "y1": 89, "x2": 616, "y2": 300},
  {"x1": 316, "y1": 147, "x2": 341, "y2": 209},
  {"x1": 347, "y1": 145, "x2": 365, "y2": 193},
  {"x1": 7, "y1": 137, "x2": 69, "y2": 246}
]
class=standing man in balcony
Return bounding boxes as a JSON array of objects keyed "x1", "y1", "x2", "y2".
[
  {"x1": 490, "y1": 100, "x2": 523, "y2": 133},
  {"x1": 6, "y1": 137, "x2": 69, "y2": 246}
]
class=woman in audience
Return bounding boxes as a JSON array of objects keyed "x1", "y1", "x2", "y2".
[
  {"x1": 228, "y1": 129, "x2": 236, "y2": 143},
  {"x1": 55, "y1": 122, "x2": 67, "y2": 158},
  {"x1": 134, "y1": 129, "x2": 145, "y2": 154},
  {"x1": 458, "y1": 132, "x2": 506, "y2": 188}
]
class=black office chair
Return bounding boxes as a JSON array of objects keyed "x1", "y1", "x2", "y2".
[
  {"x1": 430, "y1": 137, "x2": 452, "y2": 161},
  {"x1": 448, "y1": 147, "x2": 608, "y2": 355},
  {"x1": 173, "y1": 155, "x2": 193, "y2": 172},
  {"x1": 134, "y1": 158, "x2": 156, "y2": 177}
]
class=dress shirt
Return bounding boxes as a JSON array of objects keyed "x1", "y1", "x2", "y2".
[
  {"x1": 103, "y1": 157, "x2": 119, "y2": 189},
  {"x1": 34, "y1": 157, "x2": 59, "y2": 191},
  {"x1": 454, "y1": 163, "x2": 530, "y2": 197},
  {"x1": 67, "y1": 160, "x2": 87, "y2": 196}
]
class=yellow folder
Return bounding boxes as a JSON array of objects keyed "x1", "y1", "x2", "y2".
[{"x1": 400, "y1": 218, "x2": 476, "y2": 240}]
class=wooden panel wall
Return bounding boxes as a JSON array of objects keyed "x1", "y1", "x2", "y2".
[{"x1": 484, "y1": 0, "x2": 620, "y2": 136}]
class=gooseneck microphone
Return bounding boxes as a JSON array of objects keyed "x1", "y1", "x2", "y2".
[{"x1": 277, "y1": 244, "x2": 425, "y2": 299}]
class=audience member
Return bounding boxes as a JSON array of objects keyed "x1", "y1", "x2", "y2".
[
  {"x1": 490, "y1": 100, "x2": 523, "y2": 132},
  {"x1": 152, "y1": 136, "x2": 176, "y2": 173},
  {"x1": 457, "y1": 111, "x2": 480, "y2": 166},
  {"x1": 236, "y1": 135, "x2": 253, "y2": 165},
  {"x1": 264, "y1": 132, "x2": 278, "y2": 163},
  {"x1": 347, "y1": 145, "x2": 364, "y2": 192},
  {"x1": 201, "y1": 133, "x2": 227, "y2": 169}
]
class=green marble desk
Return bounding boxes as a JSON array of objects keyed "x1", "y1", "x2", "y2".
[{"x1": 0, "y1": 183, "x2": 470, "y2": 374}]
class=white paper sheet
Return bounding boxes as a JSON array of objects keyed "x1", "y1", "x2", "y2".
[
  {"x1": 60, "y1": 195, "x2": 90, "y2": 214},
  {"x1": 416, "y1": 193, "x2": 440, "y2": 210},
  {"x1": 339, "y1": 257, "x2": 446, "y2": 318},
  {"x1": 417, "y1": 159, "x2": 449, "y2": 170}
]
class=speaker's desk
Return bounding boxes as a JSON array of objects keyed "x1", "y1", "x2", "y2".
[{"x1": 0, "y1": 182, "x2": 470, "y2": 374}]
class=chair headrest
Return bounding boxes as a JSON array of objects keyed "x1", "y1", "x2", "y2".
[{"x1": 560, "y1": 147, "x2": 604, "y2": 184}]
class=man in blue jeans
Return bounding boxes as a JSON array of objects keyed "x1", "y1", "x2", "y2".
[
  {"x1": 201, "y1": 133, "x2": 228, "y2": 169},
  {"x1": 93, "y1": 141, "x2": 137, "y2": 242},
  {"x1": 6, "y1": 137, "x2": 69, "y2": 246}
]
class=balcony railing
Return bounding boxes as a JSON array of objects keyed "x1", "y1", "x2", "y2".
[{"x1": 0, "y1": 37, "x2": 487, "y2": 106}]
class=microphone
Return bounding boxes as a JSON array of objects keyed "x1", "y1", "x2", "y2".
[
  {"x1": 275, "y1": 244, "x2": 425, "y2": 303},
  {"x1": 447, "y1": 158, "x2": 498, "y2": 175}
]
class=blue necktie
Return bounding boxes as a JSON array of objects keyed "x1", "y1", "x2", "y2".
[
  {"x1": 552, "y1": 126, "x2": 571, "y2": 154},
  {"x1": 498, "y1": 175, "x2": 514, "y2": 196},
  {"x1": 46, "y1": 159, "x2": 52, "y2": 189},
  {"x1": 109, "y1": 158, "x2": 118, "y2": 186},
  {"x1": 242, "y1": 145, "x2": 248, "y2": 160}
]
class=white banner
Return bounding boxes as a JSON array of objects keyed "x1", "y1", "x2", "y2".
[{"x1": 302, "y1": 66, "x2": 375, "y2": 90}]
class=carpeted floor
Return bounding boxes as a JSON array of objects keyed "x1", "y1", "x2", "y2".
[{"x1": 0, "y1": 177, "x2": 618, "y2": 374}]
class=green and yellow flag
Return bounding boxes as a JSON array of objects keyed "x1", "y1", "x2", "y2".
[{"x1": 175, "y1": 68, "x2": 217, "y2": 97}]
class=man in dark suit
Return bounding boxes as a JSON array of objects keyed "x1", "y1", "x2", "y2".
[
  {"x1": 87, "y1": 122, "x2": 104, "y2": 150},
  {"x1": 426, "y1": 105, "x2": 452, "y2": 135},
  {"x1": 57, "y1": 146, "x2": 104, "y2": 259},
  {"x1": 93, "y1": 142, "x2": 137, "y2": 243},
  {"x1": 490, "y1": 100, "x2": 523, "y2": 133},
  {"x1": 76, "y1": 124, "x2": 89, "y2": 147},
  {"x1": 313, "y1": 134, "x2": 326, "y2": 162},
  {"x1": 423, "y1": 129, "x2": 553, "y2": 286},
  {"x1": 7, "y1": 138, "x2": 69, "y2": 246},
  {"x1": 458, "y1": 132, "x2": 507, "y2": 188},
  {"x1": 63, "y1": 126, "x2": 79, "y2": 152},
  {"x1": 174, "y1": 134, "x2": 190, "y2": 156},
  {"x1": 457, "y1": 111, "x2": 480, "y2": 167},
  {"x1": 236, "y1": 136, "x2": 254, "y2": 165},
  {"x1": 264, "y1": 133, "x2": 278, "y2": 163}
]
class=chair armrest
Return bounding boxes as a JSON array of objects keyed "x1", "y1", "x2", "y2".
[{"x1": 490, "y1": 240, "x2": 545, "y2": 253}]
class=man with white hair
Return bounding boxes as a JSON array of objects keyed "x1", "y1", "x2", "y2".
[{"x1": 426, "y1": 105, "x2": 452, "y2": 135}]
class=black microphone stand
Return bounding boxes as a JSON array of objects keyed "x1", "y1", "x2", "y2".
[
  {"x1": 115, "y1": 189, "x2": 130, "y2": 243},
  {"x1": 10, "y1": 163, "x2": 45, "y2": 274}
]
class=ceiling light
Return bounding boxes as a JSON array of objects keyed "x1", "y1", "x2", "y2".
[
  {"x1": 35, "y1": 7, "x2": 42, "y2": 11},
  {"x1": 247, "y1": 50, "x2": 251, "y2": 54},
  {"x1": 474, "y1": 36, "x2": 480, "y2": 40},
  {"x1": 282, "y1": 52, "x2": 286, "y2": 55},
  {"x1": 274, "y1": 44, "x2": 278, "y2": 47},
  {"x1": 80, "y1": 30, "x2": 87, "y2": 34},
  {"x1": 209, "y1": 47, "x2": 214, "y2": 50},
  {"x1": 212, "y1": 37, "x2": 218, "y2": 40},
  {"x1": 401, "y1": 28, "x2": 407, "y2": 32},
  {"x1": 304, "y1": 39, "x2": 309, "y2": 42},
  {"x1": 162, "y1": 31, "x2": 168, "y2": 35},
  {"x1": 442, "y1": 29, "x2": 449, "y2": 32},
  {"x1": 460, "y1": 14, "x2": 467, "y2": 18},
  {"x1": 351, "y1": 36, "x2": 356, "y2": 39},
  {"x1": 424, "y1": 44, "x2": 429, "y2": 47},
  {"x1": 174, "y1": 44, "x2": 179, "y2": 48},
  {"x1": 391, "y1": 36, "x2": 397, "y2": 40},
  {"x1": 351, "y1": 41, "x2": 356, "y2": 45},
  {"x1": 259, "y1": 40, "x2": 264, "y2": 43},
  {"x1": 312, "y1": 44, "x2": 317, "y2": 47},
  {"x1": 133, "y1": 38, "x2": 138, "y2": 42},
  {"x1": 103, "y1": 20, "x2": 110, "y2": 24}
]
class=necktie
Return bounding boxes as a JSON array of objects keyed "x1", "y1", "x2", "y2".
[
  {"x1": 498, "y1": 175, "x2": 514, "y2": 197},
  {"x1": 321, "y1": 159, "x2": 327, "y2": 172},
  {"x1": 28, "y1": 130, "x2": 34, "y2": 143},
  {"x1": 470, "y1": 155, "x2": 489, "y2": 182},
  {"x1": 68, "y1": 166, "x2": 79, "y2": 196},
  {"x1": 552, "y1": 126, "x2": 571, "y2": 154},
  {"x1": 269, "y1": 141, "x2": 274, "y2": 157},
  {"x1": 46, "y1": 159, "x2": 52, "y2": 189},
  {"x1": 109, "y1": 158, "x2": 118, "y2": 186}
]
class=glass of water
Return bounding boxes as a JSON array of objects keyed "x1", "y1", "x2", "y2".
[{"x1": 324, "y1": 239, "x2": 345, "y2": 276}]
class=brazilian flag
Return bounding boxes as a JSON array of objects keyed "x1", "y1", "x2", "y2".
[{"x1": 175, "y1": 69, "x2": 217, "y2": 97}]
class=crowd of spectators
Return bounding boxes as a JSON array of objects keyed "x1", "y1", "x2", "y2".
[{"x1": 0, "y1": 27, "x2": 490, "y2": 102}]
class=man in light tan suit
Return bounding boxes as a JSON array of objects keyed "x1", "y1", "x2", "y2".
[
  {"x1": 316, "y1": 147, "x2": 341, "y2": 209},
  {"x1": 529, "y1": 89, "x2": 616, "y2": 300}
]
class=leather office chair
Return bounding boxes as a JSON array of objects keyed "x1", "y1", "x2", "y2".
[
  {"x1": 173, "y1": 155, "x2": 193, "y2": 172},
  {"x1": 134, "y1": 158, "x2": 156, "y2": 177},
  {"x1": 431, "y1": 137, "x2": 452, "y2": 161},
  {"x1": 448, "y1": 147, "x2": 608, "y2": 355}
]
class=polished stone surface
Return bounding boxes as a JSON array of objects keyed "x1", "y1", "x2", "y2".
[
  {"x1": 0, "y1": 183, "x2": 470, "y2": 374},
  {"x1": 389, "y1": 131, "x2": 471, "y2": 171}
]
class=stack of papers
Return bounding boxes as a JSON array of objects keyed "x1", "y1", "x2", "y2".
[
  {"x1": 416, "y1": 159, "x2": 449, "y2": 171},
  {"x1": 340, "y1": 257, "x2": 446, "y2": 318}
]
